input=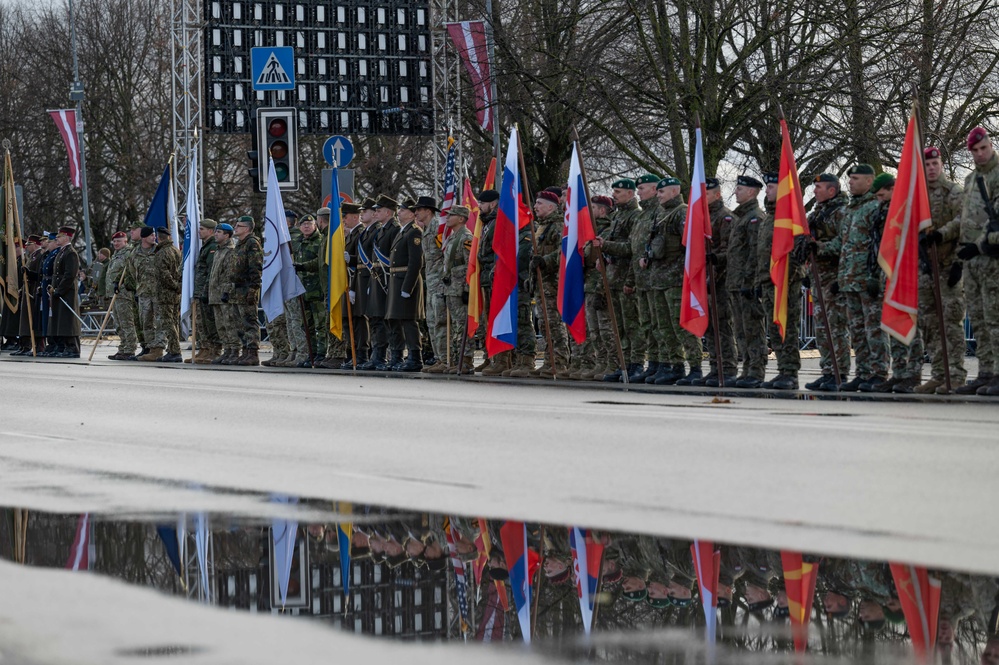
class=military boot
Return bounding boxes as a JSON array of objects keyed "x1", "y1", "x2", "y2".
[
  {"x1": 507, "y1": 354, "x2": 537, "y2": 378},
  {"x1": 397, "y1": 350, "x2": 423, "y2": 373},
  {"x1": 771, "y1": 373, "x2": 799, "y2": 391},
  {"x1": 892, "y1": 377, "x2": 921, "y2": 393},
  {"x1": 980, "y1": 376, "x2": 999, "y2": 396},
  {"x1": 838, "y1": 375, "x2": 866, "y2": 392},
  {"x1": 138, "y1": 347, "x2": 164, "y2": 362},
  {"x1": 858, "y1": 375, "x2": 891, "y2": 392},
  {"x1": 479, "y1": 351, "x2": 511, "y2": 376},
  {"x1": 210, "y1": 348, "x2": 229, "y2": 365},
  {"x1": 447, "y1": 355, "x2": 473, "y2": 375},
  {"x1": 221, "y1": 348, "x2": 242, "y2": 365},
  {"x1": 914, "y1": 378, "x2": 944, "y2": 394},
  {"x1": 805, "y1": 374, "x2": 833, "y2": 391},
  {"x1": 383, "y1": 350, "x2": 404, "y2": 371},
  {"x1": 816, "y1": 374, "x2": 846, "y2": 392},
  {"x1": 631, "y1": 361, "x2": 657, "y2": 383},
  {"x1": 358, "y1": 346, "x2": 384, "y2": 370},
  {"x1": 195, "y1": 346, "x2": 220, "y2": 365},
  {"x1": 675, "y1": 365, "x2": 703, "y2": 386},
  {"x1": 261, "y1": 352, "x2": 282, "y2": 367},
  {"x1": 341, "y1": 349, "x2": 367, "y2": 370},
  {"x1": 238, "y1": 348, "x2": 259, "y2": 366},
  {"x1": 654, "y1": 363, "x2": 685, "y2": 386},
  {"x1": 955, "y1": 373, "x2": 992, "y2": 394}
]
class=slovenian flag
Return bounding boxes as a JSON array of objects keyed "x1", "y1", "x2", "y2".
[{"x1": 558, "y1": 145, "x2": 594, "y2": 344}]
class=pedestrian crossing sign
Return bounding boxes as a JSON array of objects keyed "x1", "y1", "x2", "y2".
[{"x1": 251, "y1": 47, "x2": 295, "y2": 91}]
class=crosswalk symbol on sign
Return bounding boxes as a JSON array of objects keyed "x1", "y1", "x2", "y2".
[{"x1": 256, "y1": 53, "x2": 291, "y2": 86}]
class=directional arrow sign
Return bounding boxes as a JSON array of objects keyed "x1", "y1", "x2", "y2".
[{"x1": 322, "y1": 135, "x2": 354, "y2": 168}]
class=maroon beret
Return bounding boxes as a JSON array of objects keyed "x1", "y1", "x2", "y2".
[
  {"x1": 537, "y1": 190, "x2": 560, "y2": 205},
  {"x1": 967, "y1": 126, "x2": 989, "y2": 149},
  {"x1": 592, "y1": 195, "x2": 614, "y2": 209},
  {"x1": 111, "y1": 231, "x2": 127, "y2": 240},
  {"x1": 923, "y1": 146, "x2": 941, "y2": 160}
]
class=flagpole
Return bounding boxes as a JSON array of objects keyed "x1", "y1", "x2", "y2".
[
  {"x1": 68, "y1": 0, "x2": 93, "y2": 266},
  {"x1": 189, "y1": 304, "x2": 198, "y2": 364},
  {"x1": 911, "y1": 96, "x2": 952, "y2": 392},
  {"x1": 21, "y1": 264, "x2": 36, "y2": 357},
  {"x1": 570, "y1": 126, "x2": 629, "y2": 386},
  {"x1": 515, "y1": 126, "x2": 557, "y2": 380},
  {"x1": 345, "y1": 293, "x2": 357, "y2": 371},
  {"x1": 87, "y1": 269, "x2": 125, "y2": 362},
  {"x1": 530, "y1": 524, "x2": 547, "y2": 639},
  {"x1": 484, "y1": 0, "x2": 501, "y2": 184}
]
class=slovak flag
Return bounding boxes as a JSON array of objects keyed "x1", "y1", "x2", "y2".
[
  {"x1": 558, "y1": 145, "x2": 595, "y2": 344},
  {"x1": 500, "y1": 520, "x2": 532, "y2": 644},
  {"x1": 569, "y1": 527, "x2": 604, "y2": 635},
  {"x1": 486, "y1": 127, "x2": 527, "y2": 356},
  {"x1": 680, "y1": 126, "x2": 712, "y2": 337},
  {"x1": 691, "y1": 540, "x2": 721, "y2": 645}
]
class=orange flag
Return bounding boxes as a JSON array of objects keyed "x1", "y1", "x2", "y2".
[
  {"x1": 781, "y1": 551, "x2": 820, "y2": 652},
  {"x1": 770, "y1": 119, "x2": 810, "y2": 341},
  {"x1": 879, "y1": 108, "x2": 932, "y2": 344},
  {"x1": 482, "y1": 156, "x2": 497, "y2": 191},
  {"x1": 889, "y1": 563, "x2": 941, "y2": 659},
  {"x1": 463, "y1": 178, "x2": 484, "y2": 336}
]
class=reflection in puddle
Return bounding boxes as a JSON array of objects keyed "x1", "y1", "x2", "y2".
[{"x1": 1, "y1": 502, "x2": 996, "y2": 663}]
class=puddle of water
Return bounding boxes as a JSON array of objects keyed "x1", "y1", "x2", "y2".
[{"x1": 1, "y1": 502, "x2": 995, "y2": 664}]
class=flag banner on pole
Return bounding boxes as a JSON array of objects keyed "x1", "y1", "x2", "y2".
[
  {"x1": 889, "y1": 563, "x2": 941, "y2": 658},
  {"x1": 438, "y1": 138, "x2": 458, "y2": 246},
  {"x1": 337, "y1": 522, "x2": 352, "y2": 597},
  {"x1": 180, "y1": 150, "x2": 201, "y2": 326},
  {"x1": 486, "y1": 127, "x2": 525, "y2": 356},
  {"x1": 558, "y1": 144, "x2": 595, "y2": 344},
  {"x1": 781, "y1": 551, "x2": 819, "y2": 653},
  {"x1": 680, "y1": 127, "x2": 712, "y2": 337},
  {"x1": 47, "y1": 109, "x2": 81, "y2": 188},
  {"x1": 168, "y1": 168, "x2": 179, "y2": 249},
  {"x1": 483, "y1": 157, "x2": 497, "y2": 191},
  {"x1": 444, "y1": 517, "x2": 472, "y2": 636},
  {"x1": 500, "y1": 520, "x2": 532, "y2": 644},
  {"x1": 271, "y1": 495, "x2": 299, "y2": 609},
  {"x1": 464, "y1": 179, "x2": 484, "y2": 337},
  {"x1": 691, "y1": 540, "x2": 720, "y2": 645},
  {"x1": 770, "y1": 119, "x2": 810, "y2": 341},
  {"x1": 261, "y1": 157, "x2": 306, "y2": 323},
  {"x1": 879, "y1": 109, "x2": 932, "y2": 344},
  {"x1": 569, "y1": 527, "x2": 604, "y2": 635},
  {"x1": 143, "y1": 164, "x2": 172, "y2": 232},
  {"x1": 156, "y1": 525, "x2": 183, "y2": 577},
  {"x1": 325, "y1": 166, "x2": 349, "y2": 338},
  {"x1": 445, "y1": 21, "x2": 494, "y2": 133},
  {"x1": 1, "y1": 149, "x2": 22, "y2": 312},
  {"x1": 194, "y1": 512, "x2": 211, "y2": 604},
  {"x1": 475, "y1": 580, "x2": 507, "y2": 642},
  {"x1": 65, "y1": 513, "x2": 91, "y2": 571},
  {"x1": 472, "y1": 518, "x2": 491, "y2": 587}
]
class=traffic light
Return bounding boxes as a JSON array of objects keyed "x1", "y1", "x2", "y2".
[
  {"x1": 247, "y1": 110, "x2": 261, "y2": 192},
  {"x1": 255, "y1": 107, "x2": 298, "y2": 192}
]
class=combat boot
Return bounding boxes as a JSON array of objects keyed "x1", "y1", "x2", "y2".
[
  {"x1": 602, "y1": 367, "x2": 623, "y2": 382},
  {"x1": 892, "y1": 377, "x2": 921, "y2": 393},
  {"x1": 838, "y1": 375, "x2": 865, "y2": 392},
  {"x1": 568, "y1": 364, "x2": 594, "y2": 380},
  {"x1": 914, "y1": 378, "x2": 944, "y2": 394},
  {"x1": 221, "y1": 348, "x2": 242, "y2": 365},
  {"x1": 383, "y1": 350, "x2": 404, "y2": 371},
  {"x1": 358, "y1": 346, "x2": 385, "y2": 371},
  {"x1": 675, "y1": 365, "x2": 703, "y2": 386},
  {"x1": 816, "y1": 374, "x2": 845, "y2": 392},
  {"x1": 210, "y1": 348, "x2": 229, "y2": 365},
  {"x1": 631, "y1": 361, "x2": 657, "y2": 383},
  {"x1": 980, "y1": 376, "x2": 999, "y2": 396},
  {"x1": 859, "y1": 375, "x2": 892, "y2": 392},
  {"x1": 476, "y1": 355, "x2": 492, "y2": 372},
  {"x1": 955, "y1": 373, "x2": 992, "y2": 394},
  {"x1": 654, "y1": 363, "x2": 686, "y2": 385},
  {"x1": 479, "y1": 351, "x2": 511, "y2": 376},
  {"x1": 341, "y1": 350, "x2": 367, "y2": 370},
  {"x1": 646, "y1": 363, "x2": 673, "y2": 385},
  {"x1": 771, "y1": 373, "x2": 799, "y2": 391},
  {"x1": 507, "y1": 354, "x2": 537, "y2": 378},
  {"x1": 805, "y1": 374, "x2": 833, "y2": 391},
  {"x1": 237, "y1": 348, "x2": 259, "y2": 366},
  {"x1": 138, "y1": 347, "x2": 164, "y2": 362},
  {"x1": 397, "y1": 350, "x2": 423, "y2": 373},
  {"x1": 735, "y1": 375, "x2": 764, "y2": 389}
]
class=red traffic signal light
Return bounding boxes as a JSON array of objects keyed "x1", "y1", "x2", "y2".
[{"x1": 254, "y1": 107, "x2": 298, "y2": 192}]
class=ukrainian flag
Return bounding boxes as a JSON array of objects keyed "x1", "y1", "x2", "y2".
[{"x1": 325, "y1": 167, "x2": 348, "y2": 339}]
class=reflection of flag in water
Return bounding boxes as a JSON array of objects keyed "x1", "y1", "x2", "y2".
[
  {"x1": 473, "y1": 519, "x2": 491, "y2": 586},
  {"x1": 157, "y1": 524, "x2": 183, "y2": 577},
  {"x1": 271, "y1": 495, "x2": 299, "y2": 608},
  {"x1": 475, "y1": 578, "x2": 507, "y2": 642},
  {"x1": 337, "y1": 523, "x2": 352, "y2": 597},
  {"x1": 444, "y1": 517, "x2": 471, "y2": 636},
  {"x1": 65, "y1": 513, "x2": 91, "y2": 571},
  {"x1": 889, "y1": 563, "x2": 942, "y2": 658},
  {"x1": 569, "y1": 527, "x2": 604, "y2": 634},
  {"x1": 558, "y1": 145, "x2": 594, "y2": 343},
  {"x1": 500, "y1": 520, "x2": 532, "y2": 644},
  {"x1": 781, "y1": 551, "x2": 820, "y2": 652},
  {"x1": 691, "y1": 540, "x2": 721, "y2": 645}
]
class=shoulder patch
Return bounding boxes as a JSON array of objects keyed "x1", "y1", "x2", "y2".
[
  {"x1": 413, "y1": 237, "x2": 421, "y2": 246},
  {"x1": 749, "y1": 217, "x2": 759, "y2": 224},
  {"x1": 463, "y1": 239, "x2": 473, "y2": 250},
  {"x1": 723, "y1": 216, "x2": 732, "y2": 222}
]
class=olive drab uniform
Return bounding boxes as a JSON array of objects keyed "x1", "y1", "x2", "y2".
[
  {"x1": 229, "y1": 233, "x2": 263, "y2": 355},
  {"x1": 727, "y1": 199, "x2": 768, "y2": 382},
  {"x1": 193, "y1": 235, "x2": 219, "y2": 356},
  {"x1": 151, "y1": 238, "x2": 182, "y2": 355},
  {"x1": 756, "y1": 198, "x2": 802, "y2": 382},
  {"x1": 571, "y1": 215, "x2": 615, "y2": 380},
  {"x1": 958, "y1": 151, "x2": 999, "y2": 392},
  {"x1": 129, "y1": 245, "x2": 157, "y2": 351},
  {"x1": 442, "y1": 224, "x2": 473, "y2": 367},
  {"x1": 838, "y1": 189, "x2": 889, "y2": 384},
  {"x1": 293, "y1": 229, "x2": 326, "y2": 359},
  {"x1": 422, "y1": 217, "x2": 447, "y2": 362},
  {"x1": 810, "y1": 191, "x2": 850, "y2": 382},
  {"x1": 703, "y1": 198, "x2": 737, "y2": 380},
  {"x1": 653, "y1": 195, "x2": 701, "y2": 380},
  {"x1": 598, "y1": 197, "x2": 642, "y2": 375},
  {"x1": 534, "y1": 211, "x2": 570, "y2": 371},
  {"x1": 208, "y1": 236, "x2": 238, "y2": 355},
  {"x1": 880, "y1": 196, "x2": 925, "y2": 388},
  {"x1": 105, "y1": 242, "x2": 139, "y2": 356},
  {"x1": 503, "y1": 227, "x2": 537, "y2": 377},
  {"x1": 917, "y1": 177, "x2": 967, "y2": 390},
  {"x1": 386, "y1": 219, "x2": 425, "y2": 363}
]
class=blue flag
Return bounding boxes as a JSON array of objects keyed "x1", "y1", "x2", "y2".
[{"x1": 143, "y1": 164, "x2": 172, "y2": 230}]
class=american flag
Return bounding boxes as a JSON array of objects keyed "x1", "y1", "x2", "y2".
[
  {"x1": 443, "y1": 516, "x2": 471, "y2": 637},
  {"x1": 437, "y1": 137, "x2": 457, "y2": 244}
]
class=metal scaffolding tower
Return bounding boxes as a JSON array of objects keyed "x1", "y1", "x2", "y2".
[
  {"x1": 171, "y1": 0, "x2": 203, "y2": 208},
  {"x1": 430, "y1": 0, "x2": 461, "y2": 179}
]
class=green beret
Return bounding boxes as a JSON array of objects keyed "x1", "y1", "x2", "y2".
[
  {"x1": 872, "y1": 173, "x2": 896, "y2": 192},
  {"x1": 646, "y1": 596, "x2": 671, "y2": 609},
  {"x1": 611, "y1": 178, "x2": 636, "y2": 190},
  {"x1": 847, "y1": 164, "x2": 875, "y2": 176},
  {"x1": 657, "y1": 177, "x2": 681, "y2": 189},
  {"x1": 622, "y1": 587, "x2": 648, "y2": 602},
  {"x1": 635, "y1": 173, "x2": 662, "y2": 185},
  {"x1": 237, "y1": 215, "x2": 254, "y2": 223},
  {"x1": 128, "y1": 221, "x2": 146, "y2": 230},
  {"x1": 199, "y1": 218, "x2": 218, "y2": 230}
]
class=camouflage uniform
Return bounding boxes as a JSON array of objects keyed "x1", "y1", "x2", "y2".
[
  {"x1": 878, "y1": 201, "x2": 925, "y2": 383},
  {"x1": 193, "y1": 236, "x2": 219, "y2": 352},
  {"x1": 757, "y1": 199, "x2": 802, "y2": 379},
  {"x1": 476, "y1": 208, "x2": 497, "y2": 355},
  {"x1": 442, "y1": 225, "x2": 473, "y2": 365},
  {"x1": 129, "y1": 245, "x2": 157, "y2": 350},
  {"x1": 599, "y1": 197, "x2": 642, "y2": 368},
  {"x1": 229, "y1": 233, "x2": 263, "y2": 351},
  {"x1": 293, "y1": 229, "x2": 326, "y2": 358},
  {"x1": 151, "y1": 238, "x2": 182, "y2": 354},
  {"x1": 655, "y1": 195, "x2": 701, "y2": 370},
  {"x1": 572, "y1": 216, "x2": 616, "y2": 378},
  {"x1": 918, "y1": 177, "x2": 966, "y2": 387},
  {"x1": 727, "y1": 199, "x2": 768, "y2": 380},
  {"x1": 838, "y1": 189, "x2": 889, "y2": 381},
  {"x1": 534, "y1": 211, "x2": 570, "y2": 368},
  {"x1": 423, "y1": 218, "x2": 447, "y2": 360},
  {"x1": 105, "y1": 242, "x2": 138, "y2": 355},
  {"x1": 959, "y1": 151, "x2": 999, "y2": 382},
  {"x1": 208, "y1": 237, "x2": 238, "y2": 352},
  {"x1": 811, "y1": 192, "x2": 851, "y2": 380},
  {"x1": 705, "y1": 199, "x2": 737, "y2": 378}
]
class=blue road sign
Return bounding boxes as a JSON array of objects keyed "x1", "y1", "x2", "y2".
[
  {"x1": 251, "y1": 47, "x2": 295, "y2": 91},
  {"x1": 322, "y1": 135, "x2": 355, "y2": 168}
]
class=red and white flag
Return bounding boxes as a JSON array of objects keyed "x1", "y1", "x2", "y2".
[
  {"x1": 48, "y1": 109, "x2": 82, "y2": 188},
  {"x1": 680, "y1": 126, "x2": 712, "y2": 337},
  {"x1": 446, "y1": 21, "x2": 494, "y2": 133},
  {"x1": 66, "y1": 513, "x2": 91, "y2": 571}
]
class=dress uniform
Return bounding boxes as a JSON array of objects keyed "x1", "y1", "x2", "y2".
[{"x1": 386, "y1": 198, "x2": 427, "y2": 371}]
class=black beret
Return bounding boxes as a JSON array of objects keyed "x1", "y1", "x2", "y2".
[
  {"x1": 847, "y1": 164, "x2": 875, "y2": 176},
  {"x1": 737, "y1": 175, "x2": 763, "y2": 189},
  {"x1": 763, "y1": 172, "x2": 780, "y2": 185},
  {"x1": 140, "y1": 227, "x2": 155, "y2": 238},
  {"x1": 705, "y1": 177, "x2": 720, "y2": 190},
  {"x1": 478, "y1": 189, "x2": 499, "y2": 203}
]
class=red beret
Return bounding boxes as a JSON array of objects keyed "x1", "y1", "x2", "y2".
[
  {"x1": 967, "y1": 126, "x2": 989, "y2": 149},
  {"x1": 923, "y1": 146, "x2": 941, "y2": 160},
  {"x1": 592, "y1": 195, "x2": 614, "y2": 209},
  {"x1": 537, "y1": 190, "x2": 560, "y2": 205},
  {"x1": 58, "y1": 226, "x2": 76, "y2": 237},
  {"x1": 111, "y1": 231, "x2": 127, "y2": 240}
]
